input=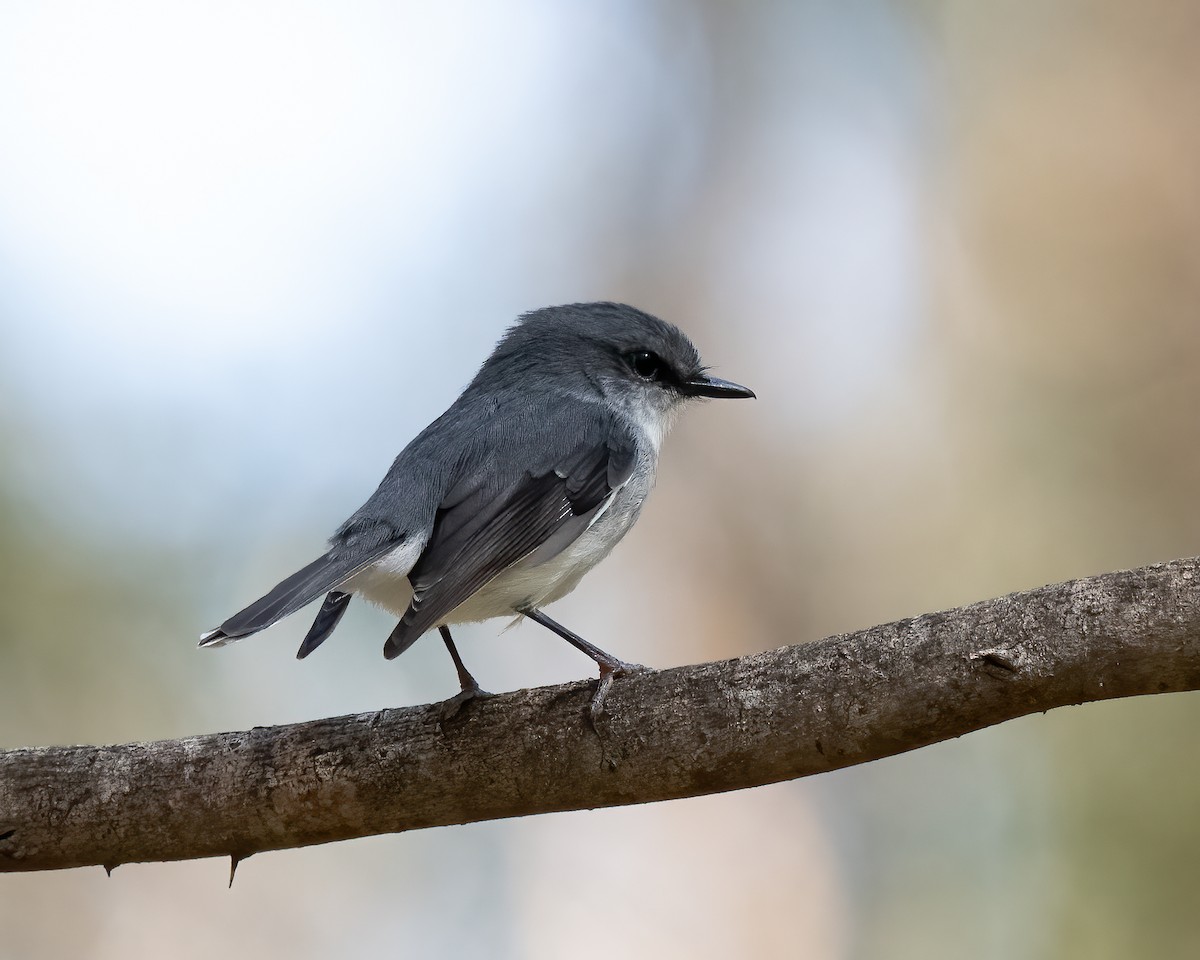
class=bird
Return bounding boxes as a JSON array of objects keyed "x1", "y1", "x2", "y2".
[{"x1": 200, "y1": 301, "x2": 755, "y2": 720}]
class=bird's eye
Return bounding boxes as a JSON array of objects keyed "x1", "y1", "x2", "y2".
[{"x1": 629, "y1": 351, "x2": 665, "y2": 381}]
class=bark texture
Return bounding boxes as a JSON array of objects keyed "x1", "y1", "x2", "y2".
[{"x1": 3, "y1": 557, "x2": 1200, "y2": 874}]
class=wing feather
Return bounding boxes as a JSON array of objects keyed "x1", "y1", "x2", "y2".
[{"x1": 381, "y1": 413, "x2": 636, "y2": 659}]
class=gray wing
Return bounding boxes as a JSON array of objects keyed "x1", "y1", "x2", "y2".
[{"x1": 382, "y1": 410, "x2": 637, "y2": 659}]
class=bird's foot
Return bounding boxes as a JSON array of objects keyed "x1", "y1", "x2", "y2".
[
  {"x1": 588, "y1": 659, "x2": 646, "y2": 729},
  {"x1": 438, "y1": 682, "x2": 494, "y2": 724}
]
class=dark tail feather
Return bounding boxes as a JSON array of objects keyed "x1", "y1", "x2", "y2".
[
  {"x1": 296, "y1": 591, "x2": 352, "y2": 659},
  {"x1": 199, "y1": 543, "x2": 396, "y2": 648}
]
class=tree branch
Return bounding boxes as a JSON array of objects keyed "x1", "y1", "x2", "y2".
[{"x1": 4, "y1": 557, "x2": 1200, "y2": 874}]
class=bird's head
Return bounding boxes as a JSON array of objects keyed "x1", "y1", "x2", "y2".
[{"x1": 477, "y1": 302, "x2": 754, "y2": 432}]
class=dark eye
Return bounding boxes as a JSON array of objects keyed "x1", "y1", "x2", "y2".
[{"x1": 629, "y1": 350, "x2": 665, "y2": 380}]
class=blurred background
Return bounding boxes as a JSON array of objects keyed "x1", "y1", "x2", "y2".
[{"x1": 3, "y1": 1, "x2": 1200, "y2": 957}]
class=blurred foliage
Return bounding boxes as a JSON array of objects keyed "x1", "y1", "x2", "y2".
[{"x1": 0, "y1": 425, "x2": 199, "y2": 747}]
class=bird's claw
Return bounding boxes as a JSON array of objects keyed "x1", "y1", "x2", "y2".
[
  {"x1": 587, "y1": 659, "x2": 646, "y2": 728},
  {"x1": 438, "y1": 684, "x2": 493, "y2": 724}
]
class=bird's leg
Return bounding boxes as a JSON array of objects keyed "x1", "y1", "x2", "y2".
[
  {"x1": 437, "y1": 625, "x2": 492, "y2": 721},
  {"x1": 520, "y1": 607, "x2": 645, "y2": 723}
]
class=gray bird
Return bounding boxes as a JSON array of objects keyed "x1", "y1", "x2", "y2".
[{"x1": 200, "y1": 302, "x2": 754, "y2": 719}]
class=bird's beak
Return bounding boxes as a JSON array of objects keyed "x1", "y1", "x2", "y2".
[{"x1": 682, "y1": 374, "x2": 756, "y2": 399}]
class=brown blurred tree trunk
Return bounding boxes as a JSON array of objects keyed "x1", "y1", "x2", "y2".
[{"x1": 3, "y1": 557, "x2": 1199, "y2": 876}]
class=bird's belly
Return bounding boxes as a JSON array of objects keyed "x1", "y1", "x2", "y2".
[{"x1": 448, "y1": 513, "x2": 628, "y2": 622}]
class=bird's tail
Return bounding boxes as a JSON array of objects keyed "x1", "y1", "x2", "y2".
[{"x1": 199, "y1": 546, "x2": 391, "y2": 648}]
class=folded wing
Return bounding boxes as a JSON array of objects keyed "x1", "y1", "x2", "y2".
[{"x1": 382, "y1": 410, "x2": 636, "y2": 659}]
